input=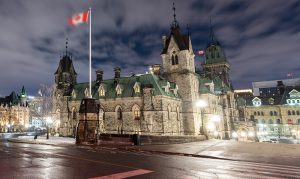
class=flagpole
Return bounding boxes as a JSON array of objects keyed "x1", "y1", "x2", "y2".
[{"x1": 89, "y1": 7, "x2": 92, "y2": 98}]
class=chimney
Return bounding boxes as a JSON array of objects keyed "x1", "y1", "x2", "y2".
[
  {"x1": 162, "y1": 35, "x2": 166, "y2": 48},
  {"x1": 152, "y1": 64, "x2": 161, "y2": 76},
  {"x1": 95, "y1": 69, "x2": 103, "y2": 84},
  {"x1": 277, "y1": 81, "x2": 285, "y2": 95},
  {"x1": 114, "y1": 67, "x2": 121, "y2": 79}
]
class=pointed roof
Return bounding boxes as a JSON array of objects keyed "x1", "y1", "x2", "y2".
[
  {"x1": 55, "y1": 39, "x2": 77, "y2": 75},
  {"x1": 21, "y1": 85, "x2": 27, "y2": 97},
  {"x1": 161, "y1": 3, "x2": 190, "y2": 54}
]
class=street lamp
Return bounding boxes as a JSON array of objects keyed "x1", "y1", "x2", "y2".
[
  {"x1": 46, "y1": 117, "x2": 52, "y2": 140},
  {"x1": 196, "y1": 99, "x2": 207, "y2": 135}
]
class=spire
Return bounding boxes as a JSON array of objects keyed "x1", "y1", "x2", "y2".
[
  {"x1": 171, "y1": 2, "x2": 179, "y2": 29},
  {"x1": 65, "y1": 38, "x2": 68, "y2": 56},
  {"x1": 187, "y1": 24, "x2": 190, "y2": 36},
  {"x1": 21, "y1": 85, "x2": 27, "y2": 97},
  {"x1": 209, "y1": 17, "x2": 218, "y2": 45}
]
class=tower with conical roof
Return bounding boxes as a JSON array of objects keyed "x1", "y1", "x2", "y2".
[
  {"x1": 54, "y1": 38, "x2": 77, "y2": 96},
  {"x1": 202, "y1": 18, "x2": 231, "y2": 88},
  {"x1": 20, "y1": 85, "x2": 28, "y2": 107},
  {"x1": 161, "y1": 3, "x2": 199, "y2": 135}
]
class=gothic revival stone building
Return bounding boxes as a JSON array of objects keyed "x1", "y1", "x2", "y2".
[
  {"x1": 0, "y1": 86, "x2": 29, "y2": 132},
  {"x1": 53, "y1": 12, "x2": 239, "y2": 138}
]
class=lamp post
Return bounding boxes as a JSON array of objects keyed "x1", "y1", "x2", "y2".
[
  {"x1": 46, "y1": 117, "x2": 52, "y2": 140},
  {"x1": 196, "y1": 99, "x2": 207, "y2": 135}
]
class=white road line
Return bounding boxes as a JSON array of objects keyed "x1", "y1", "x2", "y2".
[{"x1": 89, "y1": 169, "x2": 153, "y2": 179}]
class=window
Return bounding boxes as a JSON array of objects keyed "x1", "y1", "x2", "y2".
[
  {"x1": 297, "y1": 111, "x2": 300, "y2": 115},
  {"x1": 254, "y1": 111, "x2": 257, "y2": 116},
  {"x1": 132, "y1": 105, "x2": 141, "y2": 120},
  {"x1": 100, "y1": 88, "x2": 105, "y2": 96},
  {"x1": 133, "y1": 83, "x2": 141, "y2": 93},
  {"x1": 288, "y1": 110, "x2": 291, "y2": 115},
  {"x1": 258, "y1": 112, "x2": 261, "y2": 116},
  {"x1": 274, "y1": 111, "x2": 277, "y2": 116},
  {"x1": 298, "y1": 119, "x2": 300, "y2": 124},
  {"x1": 261, "y1": 119, "x2": 265, "y2": 124},
  {"x1": 171, "y1": 51, "x2": 179, "y2": 65},
  {"x1": 261, "y1": 112, "x2": 264, "y2": 116},
  {"x1": 116, "y1": 107, "x2": 122, "y2": 120},
  {"x1": 270, "y1": 111, "x2": 273, "y2": 116},
  {"x1": 276, "y1": 119, "x2": 281, "y2": 124},
  {"x1": 268, "y1": 119, "x2": 273, "y2": 124},
  {"x1": 292, "y1": 110, "x2": 296, "y2": 115}
]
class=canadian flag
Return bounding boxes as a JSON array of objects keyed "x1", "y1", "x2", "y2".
[{"x1": 68, "y1": 11, "x2": 89, "y2": 27}]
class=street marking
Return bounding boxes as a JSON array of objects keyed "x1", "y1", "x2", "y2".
[{"x1": 89, "y1": 169, "x2": 153, "y2": 179}]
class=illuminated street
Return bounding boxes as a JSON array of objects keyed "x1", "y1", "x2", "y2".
[{"x1": 1, "y1": 140, "x2": 300, "y2": 179}]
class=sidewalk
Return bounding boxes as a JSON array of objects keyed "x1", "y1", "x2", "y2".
[
  {"x1": 8, "y1": 136, "x2": 300, "y2": 166},
  {"x1": 9, "y1": 135, "x2": 76, "y2": 146}
]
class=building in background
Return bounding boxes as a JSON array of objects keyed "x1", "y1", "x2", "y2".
[
  {"x1": 237, "y1": 80, "x2": 300, "y2": 141},
  {"x1": 0, "y1": 86, "x2": 29, "y2": 132},
  {"x1": 252, "y1": 78, "x2": 300, "y2": 96}
]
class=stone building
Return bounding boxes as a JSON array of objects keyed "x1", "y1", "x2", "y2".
[
  {"x1": 53, "y1": 10, "x2": 239, "y2": 138},
  {"x1": 0, "y1": 86, "x2": 29, "y2": 132},
  {"x1": 237, "y1": 82, "x2": 300, "y2": 141}
]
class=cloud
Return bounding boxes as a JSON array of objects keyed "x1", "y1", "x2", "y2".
[{"x1": 0, "y1": 0, "x2": 299, "y2": 95}]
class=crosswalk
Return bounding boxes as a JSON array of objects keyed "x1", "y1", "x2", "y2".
[{"x1": 181, "y1": 160, "x2": 300, "y2": 179}]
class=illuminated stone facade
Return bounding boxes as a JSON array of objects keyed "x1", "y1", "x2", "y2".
[
  {"x1": 53, "y1": 13, "x2": 239, "y2": 138},
  {"x1": 0, "y1": 87, "x2": 29, "y2": 132}
]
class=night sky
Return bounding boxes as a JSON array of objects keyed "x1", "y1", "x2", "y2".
[{"x1": 0, "y1": 0, "x2": 300, "y2": 96}]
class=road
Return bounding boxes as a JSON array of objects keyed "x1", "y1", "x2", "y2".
[{"x1": 0, "y1": 140, "x2": 300, "y2": 179}]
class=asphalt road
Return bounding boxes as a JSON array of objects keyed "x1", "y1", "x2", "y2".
[{"x1": 1, "y1": 140, "x2": 300, "y2": 179}]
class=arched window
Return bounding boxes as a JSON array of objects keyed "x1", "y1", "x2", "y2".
[
  {"x1": 270, "y1": 111, "x2": 273, "y2": 116},
  {"x1": 268, "y1": 119, "x2": 273, "y2": 124},
  {"x1": 72, "y1": 109, "x2": 77, "y2": 120},
  {"x1": 292, "y1": 110, "x2": 296, "y2": 115},
  {"x1": 297, "y1": 111, "x2": 300, "y2": 115},
  {"x1": 274, "y1": 111, "x2": 277, "y2": 116},
  {"x1": 261, "y1": 112, "x2": 264, "y2": 116},
  {"x1": 171, "y1": 55, "x2": 175, "y2": 65},
  {"x1": 116, "y1": 106, "x2": 122, "y2": 120},
  {"x1": 298, "y1": 119, "x2": 300, "y2": 124},
  {"x1": 276, "y1": 119, "x2": 281, "y2": 124},
  {"x1": 175, "y1": 55, "x2": 178, "y2": 64},
  {"x1": 132, "y1": 104, "x2": 140, "y2": 120},
  {"x1": 288, "y1": 110, "x2": 291, "y2": 115},
  {"x1": 257, "y1": 111, "x2": 261, "y2": 116},
  {"x1": 254, "y1": 111, "x2": 257, "y2": 116}
]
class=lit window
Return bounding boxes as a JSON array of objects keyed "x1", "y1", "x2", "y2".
[
  {"x1": 100, "y1": 89, "x2": 105, "y2": 96},
  {"x1": 132, "y1": 105, "x2": 140, "y2": 120}
]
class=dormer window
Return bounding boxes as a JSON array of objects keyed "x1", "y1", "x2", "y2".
[
  {"x1": 116, "y1": 84, "x2": 123, "y2": 95},
  {"x1": 71, "y1": 90, "x2": 76, "y2": 99},
  {"x1": 98, "y1": 84, "x2": 106, "y2": 97},
  {"x1": 269, "y1": 98, "x2": 274, "y2": 105},
  {"x1": 252, "y1": 97, "x2": 262, "y2": 107},
  {"x1": 100, "y1": 88, "x2": 105, "y2": 96},
  {"x1": 163, "y1": 82, "x2": 170, "y2": 93},
  {"x1": 133, "y1": 82, "x2": 141, "y2": 93},
  {"x1": 171, "y1": 51, "x2": 179, "y2": 65},
  {"x1": 84, "y1": 88, "x2": 89, "y2": 98}
]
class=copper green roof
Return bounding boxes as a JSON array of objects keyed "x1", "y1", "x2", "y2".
[{"x1": 71, "y1": 74, "x2": 179, "y2": 101}]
